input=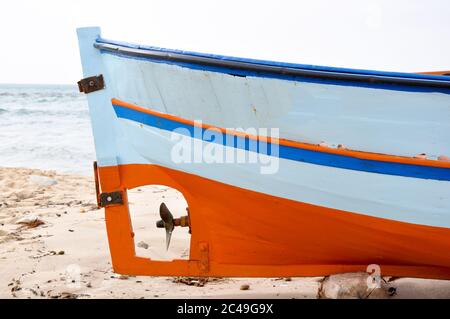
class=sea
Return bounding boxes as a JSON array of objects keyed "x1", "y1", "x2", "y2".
[{"x1": 0, "y1": 84, "x2": 95, "y2": 175}]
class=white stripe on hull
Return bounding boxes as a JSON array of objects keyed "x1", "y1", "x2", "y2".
[{"x1": 115, "y1": 118, "x2": 450, "y2": 229}]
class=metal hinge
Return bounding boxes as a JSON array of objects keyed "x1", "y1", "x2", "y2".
[
  {"x1": 99, "y1": 191, "x2": 123, "y2": 207},
  {"x1": 78, "y1": 75, "x2": 105, "y2": 94}
]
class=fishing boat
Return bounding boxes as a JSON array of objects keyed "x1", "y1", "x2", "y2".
[{"x1": 77, "y1": 27, "x2": 450, "y2": 279}]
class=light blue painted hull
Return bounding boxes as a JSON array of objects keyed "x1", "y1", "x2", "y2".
[{"x1": 77, "y1": 27, "x2": 450, "y2": 229}]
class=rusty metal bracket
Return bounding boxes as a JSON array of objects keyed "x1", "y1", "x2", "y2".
[
  {"x1": 93, "y1": 161, "x2": 101, "y2": 208},
  {"x1": 99, "y1": 191, "x2": 124, "y2": 207},
  {"x1": 78, "y1": 75, "x2": 105, "y2": 94}
]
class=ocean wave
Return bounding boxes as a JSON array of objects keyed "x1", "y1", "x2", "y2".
[
  {"x1": 10, "y1": 108, "x2": 89, "y2": 118},
  {"x1": 0, "y1": 85, "x2": 94, "y2": 174},
  {"x1": 14, "y1": 108, "x2": 47, "y2": 116}
]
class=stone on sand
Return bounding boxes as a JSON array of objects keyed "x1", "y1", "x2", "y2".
[
  {"x1": 16, "y1": 215, "x2": 40, "y2": 225},
  {"x1": 137, "y1": 241, "x2": 149, "y2": 249},
  {"x1": 319, "y1": 272, "x2": 392, "y2": 299}
]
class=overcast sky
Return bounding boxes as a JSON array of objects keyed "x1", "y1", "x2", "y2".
[{"x1": 0, "y1": 0, "x2": 449, "y2": 84}]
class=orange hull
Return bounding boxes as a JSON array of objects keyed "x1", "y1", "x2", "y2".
[{"x1": 97, "y1": 163, "x2": 450, "y2": 279}]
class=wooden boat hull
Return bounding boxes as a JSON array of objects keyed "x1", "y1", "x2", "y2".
[
  {"x1": 98, "y1": 164, "x2": 450, "y2": 279},
  {"x1": 77, "y1": 27, "x2": 450, "y2": 279}
]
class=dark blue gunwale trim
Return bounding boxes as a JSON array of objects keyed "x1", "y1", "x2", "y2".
[
  {"x1": 112, "y1": 103, "x2": 450, "y2": 181},
  {"x1": 97, "y1": 37, "x2": 450, "y2": 82},
  {"x1": 96, "y1": 37, "x2": 450, "y2": 94}
]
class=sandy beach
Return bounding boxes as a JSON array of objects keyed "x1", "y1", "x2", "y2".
[{"x1": 0, "y1": 166, "x2": 449, "y2": 299}]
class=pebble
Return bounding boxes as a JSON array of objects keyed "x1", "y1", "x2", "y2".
[
  {"x1": 137, "y1": 241, "x2": 149, "y2": 249},
  {"x1": 111, "y1": 274, "x2": 129, "y2": 280},
  {"x1": 318, "y1": 272, "x2": 392, "y2": 299},
  {"x1": 16, "y1": 215, "x2": 40, "y2": 225}
]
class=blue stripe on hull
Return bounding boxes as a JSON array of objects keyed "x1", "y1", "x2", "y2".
[{"x1": 113, "y1": 104, "x2": 450, "y2": 181}]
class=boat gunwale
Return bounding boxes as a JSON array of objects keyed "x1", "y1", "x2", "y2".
[{"x1": 94, "y1": 38, "x2": 450, "y2": 90}]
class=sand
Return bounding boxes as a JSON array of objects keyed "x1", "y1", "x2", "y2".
[{"x1": 0, "y1": 166, "x2": 449, "y2": 299}]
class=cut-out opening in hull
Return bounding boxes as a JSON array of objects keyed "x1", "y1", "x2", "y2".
[{"x1": 127, "y1": 185, "x2": 190, "y2": 261}]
